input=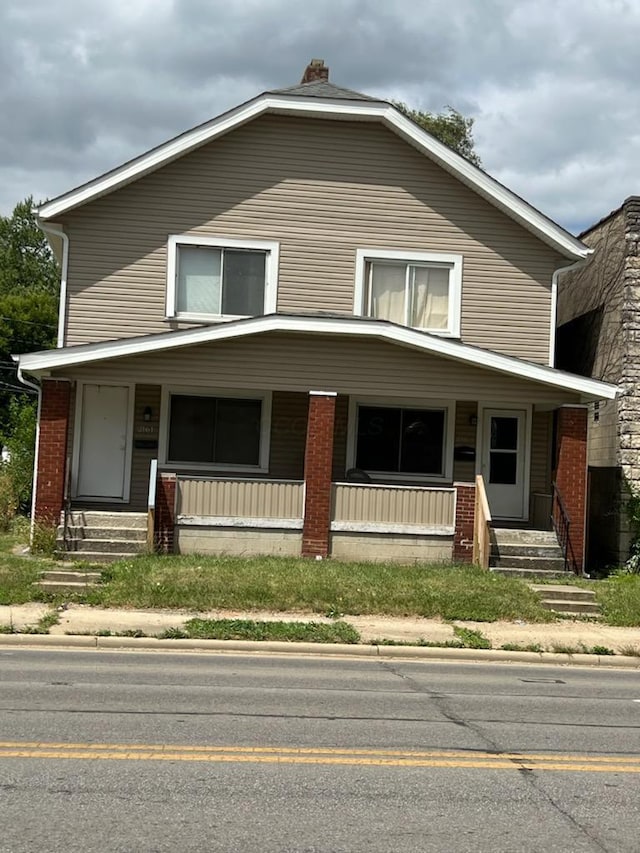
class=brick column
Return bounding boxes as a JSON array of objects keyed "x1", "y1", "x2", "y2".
[
  {"x1": 34, "y1": 379, "x2": 71, "y2": 525},
  {"x1": 155, "y1": 473, "x2": 176, "y2": 554},
  {"x1": 554, "y1": 406, "x2": 588, "y2": 572},
  {"x1": 453, "y1": 482, "x2": 476, "y2": 563},
  {"x1": 302, "y1": 391, "x2": 336, "y2": 558}
]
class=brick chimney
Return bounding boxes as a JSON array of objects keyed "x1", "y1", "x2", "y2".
[{"x1": 301, "y1": 59, "x2": 329, "y2": 84}]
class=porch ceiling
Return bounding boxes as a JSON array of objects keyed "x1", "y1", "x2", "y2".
[{"x1": 16, "y1": 313, "x2": 617, "y2": 403}]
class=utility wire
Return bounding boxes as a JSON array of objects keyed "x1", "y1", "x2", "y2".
[{"x1": 0, "y1": 315, "x2": 57, "y2": 329}]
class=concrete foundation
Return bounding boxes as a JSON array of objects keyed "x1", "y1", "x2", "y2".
[
  {"x1": 329, "y1": 531, "x2": 453, "y2": 563},
  {"x1": 176, "y1": 526, "x2": 302, "y2": 557}
]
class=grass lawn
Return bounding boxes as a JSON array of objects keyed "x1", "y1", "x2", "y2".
[
  {"x1": 2, "y1": 517, "x2": 639, "y2": 624},
  {"x1": 595, "y1": 574, "x2": 640, "y2": 627},
  {"x1": 87, "y1": 553, "x2": 554, "y2": 622}
]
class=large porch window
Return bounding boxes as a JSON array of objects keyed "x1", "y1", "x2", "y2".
[
  {"x1": 163, "y1": 389, "x2": 271, "y2": 471},
  {"x1": 352, "y1": 401, "x2": 454, "y2": 480}
]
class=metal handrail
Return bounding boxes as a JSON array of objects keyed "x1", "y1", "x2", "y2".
[{"x1": 551, "y1": 481, "x2": 577, "y2": 574}]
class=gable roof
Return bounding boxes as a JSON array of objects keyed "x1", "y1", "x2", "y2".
[
  {"x1": 15, "y1": 313, "x2": 617, "y2": 401},
  {"x1": 37, "y1": 88, "x2": 590, "y2": 261},
  {"x1": 268, "y1": 80, "x2": 379, "y2": 100}
]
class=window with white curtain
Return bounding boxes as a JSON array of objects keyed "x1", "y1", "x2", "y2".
[
  {"x1": 356, "y1": 250, "x2": 462, "y2": 336},
  {"x1": 167, "y1": 235, "x2": 279, "y2": 321}
]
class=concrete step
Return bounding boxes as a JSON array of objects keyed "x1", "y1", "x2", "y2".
[
  {"x1": 59, "y1": 526, "x2": 147, "y2": 542},
  {"x1": 65, "y1": 511, "x2": 147, "y2": 529},
  {"x1": 62, "y1": 551, "x2": 142, "y2": 564},
  {"x1": 529, "y1": 584, "x2": 596, "y2": 602},
  {"x1": 489, "y1": 555, "x2": 567, "y2": 572},
  {"x1": 40, "y1": 570, "x2": 102, "y2": 584},
  {"x1": 59, "y1": 538, "x2": 146, "y2": 554},
  {"x1": 490, "y1": 568, "x2": 575, "y2": 580},
  {"x1": 35, "y1": 580, "x2": 100, "y2": 592},
  {"x1": 492, "y1": 543, "x2": 564, "y2": 559},
  {"x1": 540, "y1": 599, "x2": 601, "y2": 616},
  {"x1": 491, "y1": 528, "x2": 560, "y2": 547}
]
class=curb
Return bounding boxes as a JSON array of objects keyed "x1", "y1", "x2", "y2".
[{"x1": 1, "y1": 634, "x2": 639, "y2": 668}]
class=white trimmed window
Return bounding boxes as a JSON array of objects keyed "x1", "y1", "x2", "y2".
[
  {"x1": 354, "y1": 249, "x2": 462, "y2": 336},
  {"x1": 161, "y1": 388, "x2": 271, "y2": 471},
  {"x1": 348, "y1": 398, "x2": 455, "y2": 481},
  {"x1": 166, "y1": 235, "x2": 279, "y2": 321}
]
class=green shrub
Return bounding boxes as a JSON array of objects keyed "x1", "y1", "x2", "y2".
[
  {"x1": 31, "y1": 522, "x2": 58, "y2": 556},
  {"x1": 0, "y1": 399, "x2": 36, "y2": 512},
  {"x1": 0, "y1": 468, "x2": 18, "y2": 531}
]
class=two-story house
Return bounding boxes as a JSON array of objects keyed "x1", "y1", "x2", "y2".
[{"x1": 16, "y1": 60, "x2": 616, "y2": 570}]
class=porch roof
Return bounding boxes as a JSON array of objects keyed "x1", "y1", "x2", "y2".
[{"x1": 15, "y1": 313, "x2": 618, "y2": 403}]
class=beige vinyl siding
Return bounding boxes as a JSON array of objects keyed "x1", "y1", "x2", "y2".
[
  {"x1": 56, "y1": 334, "x2": 581, "y2": 406},
  {"x1": 269, "y1": 391, "x2": 308, "y2": 479},
  {"x1": 453, "y1": 400, "x2": 477, "y2": 482},
  {"x1": 60, "y1": 115, "x2": 561, "y2": 362},
  {"x1": 530, "y1": 409, "x2": 552, "y2": 494}
]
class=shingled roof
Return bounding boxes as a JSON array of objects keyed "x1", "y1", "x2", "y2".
[{"x1": 269, "y1": 79, "x2": 382, "y2": 102}]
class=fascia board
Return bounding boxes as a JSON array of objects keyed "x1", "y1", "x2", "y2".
[
  {"x1": 15, "y1": 314, "x2": 617, "y2": 401},
  {"x1": 381, "y1": 110, "x2": 590, "y2": 261},
  {"x1": 37, "y1": 95, "x2": 589, "y2": 260}
]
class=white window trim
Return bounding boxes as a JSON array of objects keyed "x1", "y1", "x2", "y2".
[
  {"x1": 71, "y1": 381, "x2": 135, "y2": 502},
  {"x1": 166, "y1": 235, "x2": 279, "y2": 322},
  {"x1": 353, "y1": 248, "x2": 462, "y2": 338},
  {"x1": 159, "y1": 386, "x2": 272, "y2": 473},
  {"x1": 347, "y1": 396, "x2": 456, "y2": 483}
]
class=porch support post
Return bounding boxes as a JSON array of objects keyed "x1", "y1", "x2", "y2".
[
  {"x1": 302, "y1": 391, "x2": 336, "y2": 558},
  {"x1": 555, "y1": 405, "x2": 588, "y2": 572},
  {"x1": 34, "y1": 379, "x2": 71, "y2": 525},
  {"x1": 453, "y1": 482, "x2": 476, "y2": 563},
  {"x1": 155, "y1": 473, "x2": 177, "y2": 554}
]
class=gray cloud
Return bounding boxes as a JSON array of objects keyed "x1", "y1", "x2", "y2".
[{"x1": 1, "y1": 0, "x2": 639, "y2": 233}]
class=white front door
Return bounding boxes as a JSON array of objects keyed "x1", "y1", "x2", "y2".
[
  {"x1": 75, "y1": 384, "x2": 131, "y2": 500},
  {"x1": 480, "y1": 409, "x2": 527, "y2": 520}
]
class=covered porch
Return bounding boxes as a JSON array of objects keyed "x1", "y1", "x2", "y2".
[{"x1": 24, "y1": 315, "x2": 617, "y2": 571}]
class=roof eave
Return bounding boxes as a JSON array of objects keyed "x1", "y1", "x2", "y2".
[{"x1": 15, "y1": 314, "x2": 617, "y2": 402}]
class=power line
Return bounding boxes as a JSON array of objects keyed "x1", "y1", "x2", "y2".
[{"x1": 0, "y1": 315, "x2": 57, "y2": 330}]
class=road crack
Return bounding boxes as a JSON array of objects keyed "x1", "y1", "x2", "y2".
[{"x1": 378, "y1": 659, "x2": 615, "y2": 853}]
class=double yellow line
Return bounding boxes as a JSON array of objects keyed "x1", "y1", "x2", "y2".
[{"x1": 0, "y1": 742, "x2": 638, "y2": 773}]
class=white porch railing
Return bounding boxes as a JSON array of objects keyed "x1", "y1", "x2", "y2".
[
  {"x1": 176, "y1": 476, "x2": 304, "y2": 528},
  {"x1": 331, "y1": 483, "x2": 456, "y2": 534}
]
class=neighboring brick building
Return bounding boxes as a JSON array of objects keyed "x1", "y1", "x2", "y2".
[{"x1": 557, "y1": 196, "x2": 640, "y2": 568}]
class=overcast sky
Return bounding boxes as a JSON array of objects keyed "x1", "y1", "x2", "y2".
[{"x1": 2, "y1": 0, "x2": 637, "y2": 234}]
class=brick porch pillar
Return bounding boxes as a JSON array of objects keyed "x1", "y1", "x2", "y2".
[
  {"x1": 301, "y1": 391, "x2": 336, "y2": 558},
  {"x1": 33, "y1": 379, "x2": 71, "y2": 525},
  {"x1": 554, "y1": 406, "x2": 588, "y2": 572},
  {"x1": 155, "y1": 473, "x2": 176, "y2": 554},
  {"x1": 453, "y1": 482, "x2": 476, "y2": 563}
]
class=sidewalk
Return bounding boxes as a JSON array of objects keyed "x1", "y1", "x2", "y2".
[{"x1": 2, "y1": 603, "x2": 640, "y2": 657}]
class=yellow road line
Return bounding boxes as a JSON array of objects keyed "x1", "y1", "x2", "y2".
[
  {"x1": 0, "y1": 742, "x2": 638, "y2": 764},
  {"x1": 0, "y1": 743, "x2": 639, "y2": 772}
]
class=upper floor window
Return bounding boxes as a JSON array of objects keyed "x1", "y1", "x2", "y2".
[
  {"x1": 354, "y1": 249, "x2": 462, "y2": 336},
  {"x1": 166, "y1": 235, "x2": 279, "y2": 322}
]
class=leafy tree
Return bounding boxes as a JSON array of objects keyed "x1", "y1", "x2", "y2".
[
  {"x1": 0, "y1": 397, "x2": 37, "y2": 512},
  {"x1": 0, "y1": 197, "x2": 59, "y2": 505},
  {"x1": 393, "y1": 103, "x2": 482, "y2": 167},
  {"x1": 0, "y1": 196, "x2": 59, "y2": 295}
]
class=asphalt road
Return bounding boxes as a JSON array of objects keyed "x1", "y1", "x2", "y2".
[{"x1": 1, "y1": 649, "x2": 639, "y2": 852}]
